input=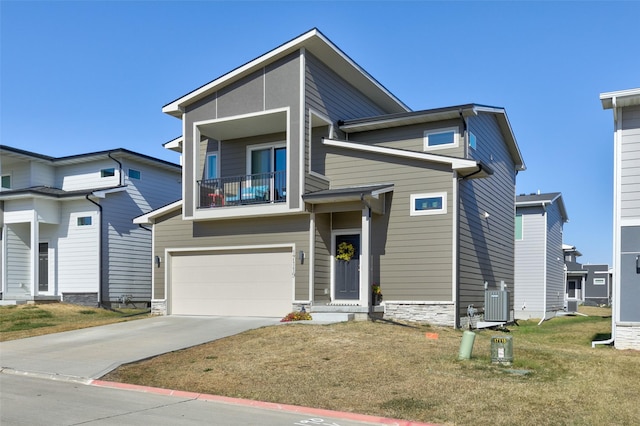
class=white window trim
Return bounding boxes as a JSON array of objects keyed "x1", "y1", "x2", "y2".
[
  {"x1": 246, "y1": 141, "x2": 286, "y2": 175},
  {"x1": 77, "y1": 216, "x2": 93, "y2": 226},
  {"x1": 205, "y1": 151, "x2": 219, "y2": 179},
  {"x1": 423, "y1": 127, "x2": 459, "y2": 151},
  {"x1": 1, "y1": 173, "x2": 11, "y2": 189},
  {"x1": 101, "y1": 168, "x2": 115, "y2": 178},
  {"x1": 515, "y1": 214, "x2": 524, "y2": 241},
  {"x1": 593, "y1": 278, "x2": 606, "y2": 285},
  {"x1": 410, "y1": 192, "x2": 447, "y2": 216}
]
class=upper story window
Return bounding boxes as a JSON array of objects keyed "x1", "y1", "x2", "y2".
[
  {"x1": 128, "y1": 169, "x2": 141, "y2": 180},
  {"x1": 206, "y1": 152, "x2": 218, "y2": 179},
  {"x1": 424, "y1": 127, "x2": 459, "y2": 151},
  {"x1": 1, "y1": 174, "x2": 10, "y2": 189},
  {"x1": 515, "y1": 214, "x2": 523, "y2": 240},
  {"x1": 469, "y1": 131, "x2": 477, "y2": 150},
  {"x1": 248, "y1": 144, "x2": 286, "y2": 176},
  {"x1": 593, "y1": 278, "x2": 606, "y2": 285},
  {"x1": 101, "y1": 168, "x2": 115, "y2": 178},
  {"x1": 410, "y1": 192, "x2": 447, "y2": 216},
  {"x1": 77, "y1": 216, "x2": 92, "y2": 226}
]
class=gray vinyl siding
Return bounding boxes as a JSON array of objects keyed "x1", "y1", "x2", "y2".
[
  {"x1": 545, "y1": 203, "x2": 565, "y2": 313},
  {"x1": 1, "y1": 159, "x2": 30, "y2": 190},
  {"x1": 304, "y1": 52, "x2": 389, "y2": 175},
  {"x1": 514, "y1": 207, "x2": 545, "y2": 316},
  {"x1": 183, "y1": 53, "x2": 302, "y2": 216},
  {"x1": 621, "y1": 105, "x2": 640, "y2": 219},
  {"x1": 152, "y1": 210, "x2": 311, "y2": 301},
  {"x1": 30, "y1": 162, "x2": 55, "y2": 187},
  {"x1": 348, "y1": 120, "x2": 465, "y2": 158},
  {"x1": 305, "y1": 53, "x2": 387, "y2": 131},
  {"x1": 55, "y1": 160, "x2": 121, "y2": 191},
  {"x1": 219, "y1": 132, "x2": 286, "y2": 179},
  {"x1": 458, "y1": 113, "x2": 516, "y2": 323},
  {"x1": 305, "y1": 173, "x2": 330, "y2": 194},
  {"x1": 102, "y1": 160, "x2": 181, "y2": 302},
  {"x1": 314, "y1": 213, "x2": 331, "y2": 301},
  {"x1": 57, "y1": 200, "x2": 100, "y2": 293},
  {"x1": 5, "y1": 223, "x2": 30, "y2": 293},
  {"x1": 324, "y1": 147, "x2": 454, "y2": 300}
]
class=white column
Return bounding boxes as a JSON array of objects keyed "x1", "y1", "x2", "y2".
[
  {"x1": 361, "y1": 206, "x2": 371, "y2": 306},
  {"x1": 30, "y1": 211, "x2": 39, "y2": 297}
]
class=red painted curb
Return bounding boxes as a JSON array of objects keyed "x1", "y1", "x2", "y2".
[{"x1": 90, "y1": 380, "x2": 438, "y2": 425}]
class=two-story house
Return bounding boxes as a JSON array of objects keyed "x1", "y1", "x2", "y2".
[
  {"x1": 601, "y1": 88, "x2": 640, "y2": 350},
  {"x1": 514, "y1": 192, "x2": 568, "y2": 320},
  {"x1": 0, "y1": 146, "x2": 181, "y2": 307},
  {"x1": 135, "y1": 28, "x2": 525, "y2": 328},
  {"x1": 563, "y1": 244, "x2": 611, "y2": 309}
]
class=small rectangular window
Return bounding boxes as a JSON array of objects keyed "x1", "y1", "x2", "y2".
[
  {"x1": 424, "y1": 127, "x2": 458, "y2": 151},
  {"x1": 593, "y1": 278, "x2": 606, "y2": 285},
  {"x1": 1, "y1": 175, "x2": 10, "y2": 189},
  {"x1": 77, "y1": 216, "x2": 92, "y2": 226},
  {"x1": 101, "y1": 168, "x2": 115, "y2": 178},
  {"x1": 410, "y1": 192, "x2": 447, "y2": 216},
  {"x1": 128, "y1": 169, "x2": 141, "y2": 180},
  {"x1": 469, "y1": 132, "x2": 477, "y2": 150},
  {"x1": 206, "y1": 153, "x2": 218, "y2": 179},
  {"x1": 515, "y1": 215, "x2": 523, "y2": 240}
]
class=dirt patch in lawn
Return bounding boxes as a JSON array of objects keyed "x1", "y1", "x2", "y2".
[{"x1": 103, "y1": 307, "x2": 640, "y2": 425}]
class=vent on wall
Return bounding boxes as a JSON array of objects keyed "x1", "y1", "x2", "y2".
[{"x1": 484, "y1": 281, "x2": 510, "y2": 322}]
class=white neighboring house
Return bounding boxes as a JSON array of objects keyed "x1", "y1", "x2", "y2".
[
  {"x1": 601, "y1": 88, "x2": 640, "y2": 350},
  {"x1": 514, "y1": 192, "x2": 568, "y2": 320},
  {"x1": 0, "y1": 146, "x2": 181, "y2": 307}
]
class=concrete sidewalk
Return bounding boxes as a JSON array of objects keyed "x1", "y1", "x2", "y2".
[{"x1": 0, "y1": 315, "x2": 281, "y2": 380}]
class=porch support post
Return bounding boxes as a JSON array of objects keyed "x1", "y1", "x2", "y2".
[
  {"x1": 361, "y1": 206, "x2": 371, "y2": 306},
  {"x1": 30, "y1": 210, "x2": 39, "y2": 297}
]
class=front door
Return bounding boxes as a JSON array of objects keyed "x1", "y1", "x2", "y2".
[
  {"x1": 38, "y1": 242, "x2": 48, "y2": 292},
  {"x1": 334, "y1": 234, "x2": 360, "y2": 300}
]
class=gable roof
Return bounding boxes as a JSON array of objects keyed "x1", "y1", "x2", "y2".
[
  {"x1": 0, "y1": 145, "x2": 181, "y2": 172},
  {"x1": 516, "y1": 192, "x2": 568, "y2": 222},
  {"x1": 339, "y1": 104, "x2": 525, "y2": 172},
  {"x1": 161, "y1": 28, "x2": 410, "y2": 118}
]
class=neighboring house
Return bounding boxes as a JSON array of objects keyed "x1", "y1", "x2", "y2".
[
  {"x1": 0, "y1": 146, "x2": 181, "y2": 307},
  {"x1": 514, "y1": 192, "x2": 568, "y2": 320},
  {"x1": 135, "y1": 28, "x2": 525, "y2": 328},
  {"x1": 601, "y1": 88, "x2": 640, "y2": 350},
  {"x1": 563, "y1": 244, "x2": 611, "y2": 307}
]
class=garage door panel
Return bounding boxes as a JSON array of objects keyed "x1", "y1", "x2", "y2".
[{"x1": 170, "y1": 250, "x2": 293, "y2": 317}]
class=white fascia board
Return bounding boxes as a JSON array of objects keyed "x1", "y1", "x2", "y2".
[
  {"x1": 600, "y1": 88, "x2": 640, "y2": 109},
  {"x1": 322, "y1": 138, "x2": 478, "y2": 170},
  {"x1": 133, "y1": 200, "x2": 183, "y2": 224},
  {"x1": 91, "y1": 187, "x2": 127, "y2": 198},
  {"x1": 163, "y1": 136, "x2": 183, "y2": 153}
]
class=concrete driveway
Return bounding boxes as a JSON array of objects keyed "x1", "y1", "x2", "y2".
[{"x1": 0, "y1": 315, "x2": 281, "y2": 380}]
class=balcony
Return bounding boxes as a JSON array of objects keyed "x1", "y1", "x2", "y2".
[{"x1": 198, "y1": 171, "x2": 286, "y2": 209}]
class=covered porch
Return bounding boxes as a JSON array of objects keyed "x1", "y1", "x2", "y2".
[{"x1": 303, "y1": 184, "x2": 393, "y2": 319}]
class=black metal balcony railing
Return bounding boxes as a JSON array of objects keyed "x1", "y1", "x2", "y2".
[{"x1": 198, "y1": 170, "x2": 286, "y2": 208}]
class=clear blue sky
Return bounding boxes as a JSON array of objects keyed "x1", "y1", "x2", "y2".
[{"x1": 2, "y1": 1, "x2": 638, "y2": 266}]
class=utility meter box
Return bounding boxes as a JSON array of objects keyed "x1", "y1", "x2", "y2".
[{"x1": 490, "y1": 335, "x2": 513, "y2": 364}]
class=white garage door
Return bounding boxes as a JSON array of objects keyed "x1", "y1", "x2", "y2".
[{"x1": 170, "y1": 249, "x2": 293, "y2": 317}]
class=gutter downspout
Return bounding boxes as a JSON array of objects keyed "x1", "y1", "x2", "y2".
[
  {"x1": 108, "y1": 152, "x2": 124, "y2": 186},
  {"x1": 86, "y1": 193, "x2": 104, "y2": 307},
  {"x1": 592, "y1": 95, "x2": 618, "y2": 348}
]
